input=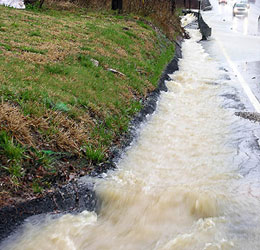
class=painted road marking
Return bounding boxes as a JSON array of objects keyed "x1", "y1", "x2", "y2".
[{"x1": 216, "y1": 38, "x2": 260, "y2": 113}]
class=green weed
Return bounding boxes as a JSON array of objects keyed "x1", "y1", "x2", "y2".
[
  {"x1": 137, "y1": 20, "x2": 150, "y2": 29},
  {"x1": 45, "y1": 64, "x2": 69, "y2": 75},
  {"x1": 115, "y1": 15, "x2": 124, "y2": 19},
  {"x1": 8, "y1": 162, "x2": 24, "y2": 178},
  {"x1": 78, "y1": 54, "x2": 95, "y2": 68},
  {"x1": 0, "y1": 131, "x2": 24, "y2": 160},
  {"x1": 124, "y1": 30, "x2": 138, "y2": 39},
  {"x1": 127, "y1": 100, "x2": 143, "y2": 115},
  {"x1": 11, "y1": 22, "x2": 19, "y2": 28},
  {"x1": 0, "y1": 43, "x2": 11, "y2": 51},
  {"x1": 31, "y1": 149, "x2": 55, "y2": 171},
  {"x1": 84, "y1": 145, "x2": 105, "y2": 163},
  {"x1": 80, "y1": 46, "x2": 92, "y2": 51},
  {"x1": 29, "y1": 30, "x2": 41, "y2": 37},
  {"x1": 32, "y1": 182, "x2": 43, "y2": 193}
]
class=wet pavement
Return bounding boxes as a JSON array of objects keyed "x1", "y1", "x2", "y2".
[
  {"x1": 236, "y1": 61, "x2": 260, "y2": 102},
  {"x1": 202, "y1": 0, "x2": 260, "y2": 112},
  {"x1": 201, "y1": 2, "x2": 260, "y2": 248}
]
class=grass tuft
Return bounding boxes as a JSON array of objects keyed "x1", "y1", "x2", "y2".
[
  {"x1": 29, "y1": 30, "x2": 42, "y2": 37},
  {"x1": 84, "y1": 145, "x2": 105, "y2": 163},
  {"x1": 0, "y1": 131, "x2": 24, "y2": 161},
  {"x1": 78, "y1": 54, "x2": 95, "y2": 68},
  {"x1": 45, "y1": 64, "x2": 69, "y2": 74}
]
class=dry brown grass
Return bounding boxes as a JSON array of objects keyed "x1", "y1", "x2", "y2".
[
  {"x1": 0, "y1": 101, "x2": 92, "y2": 153},
  {"x1": 0, "y1": 102, "x2": 34, "y2": 146},
  {"x1": 48, "y1": 110, "x2": 93, "y2": 152},
  {"x1": 0, "y1": 9, "x2": 86, "y2": 64}
]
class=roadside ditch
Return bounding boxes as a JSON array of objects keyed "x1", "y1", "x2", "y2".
[{"x1": 0, "y1": 36, "x2": 183, "y2": 244}]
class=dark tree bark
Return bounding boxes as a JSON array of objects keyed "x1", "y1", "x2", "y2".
[
  {"x1": 39, "y1": 0, "x2": 45, "y2": 8},
  {"x1": 112, "y1": 0, "x2": 123, "y2": 11},
  {"x1": 171, "y1": 0, "x2": 175, "y2": 14},
  {"x1": 24, "y1": 0, "x2": 44, "y2": 7}
]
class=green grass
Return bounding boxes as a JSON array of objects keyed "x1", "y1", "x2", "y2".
[
  {"x1": 0, "y1": 4, "x2": 179, "y2": 201},
  {"x1": 0, "y1": 131, "x2": 24, "y2": 178},
  {"x1": 137, "y1": 20, "x2": 150, "y2": 30},
  {"x1": 84, "y1": 145, "x2": 105, "y2": 163},
  {"x1": 19, "y1": 46, "x2": 47, "y2": 54},
  {"x1": 0, "y1": 131, "x2": 24, "y2": 161},
  {"x1": 29, "y1": 30, "x2": 42, "y2": 37},
  {"x1": 32, "y1": 181, "x2": 44, "y2": 193},
  {"x1": 45, "y1": 64, "x2": 70, "y2": 75},
  {"x1": 0, "y1": 43, "x2": 12, "y2": 51}
]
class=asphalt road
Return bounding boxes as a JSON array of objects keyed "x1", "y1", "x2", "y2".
[
  {"x1": 201, "y1": 0, "x2": 260, "y2": 109},
  {"x1": 199, "y1": 4, "x2": 260, "y2": 248}
]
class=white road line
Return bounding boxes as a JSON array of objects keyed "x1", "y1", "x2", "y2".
[{"x1": 216, "y1": 38, "x2": 260, "y2": 113}]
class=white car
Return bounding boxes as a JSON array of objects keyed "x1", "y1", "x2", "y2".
[{"x1": 233, "y1": 3, "x2": 248, "y2": 16}]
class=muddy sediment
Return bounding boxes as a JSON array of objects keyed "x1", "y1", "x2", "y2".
[{"x1": 235, "y1": 111, "x2": 260, "y2": 123}]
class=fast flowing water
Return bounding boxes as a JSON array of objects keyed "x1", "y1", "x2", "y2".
[{"x1": 3, "y1": 17, "x2": 260, "y2": 250}]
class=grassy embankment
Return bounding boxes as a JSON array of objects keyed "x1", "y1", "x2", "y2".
[{"x1": 0, "y1": 2, "x2": 182, "y2": 206}]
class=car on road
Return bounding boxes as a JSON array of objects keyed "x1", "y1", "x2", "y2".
[
  {"x1": 233, "y1": 3, "x2": 248, "y2": 16},
  {"x1": 219, "y1": 0, "x2": 227, "y2": 4}
]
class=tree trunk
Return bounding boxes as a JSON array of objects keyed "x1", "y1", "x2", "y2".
[{"x1": 112, "y1": 0, "x2": 123, "y2": 11}]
